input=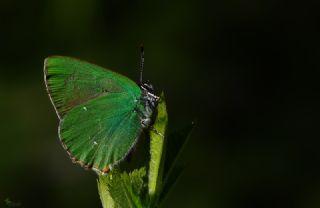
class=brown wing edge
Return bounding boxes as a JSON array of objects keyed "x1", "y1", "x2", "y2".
[{"x1": 43, "y1": 57, "x2": 64, "y2": 120}]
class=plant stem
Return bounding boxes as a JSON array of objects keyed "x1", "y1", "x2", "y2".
[{"x1": 148, "y1": 94, "x2": 168, "y2": 205}]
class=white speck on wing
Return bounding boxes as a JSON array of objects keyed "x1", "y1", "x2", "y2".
[
  {"x1": 83, "y1": 106, "x2": 87, "y2": 111},
  {"x1": 93, "y1": 141, "x2": 98, "y2": 145}
]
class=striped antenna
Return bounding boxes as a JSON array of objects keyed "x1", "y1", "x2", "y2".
[{"x1": 139, "y1": 44, "x2": 144, "y2": 84}]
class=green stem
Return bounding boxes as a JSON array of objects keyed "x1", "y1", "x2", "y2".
[{"x1": 148, "y1": 93, "x2": 168, "y2": 205}]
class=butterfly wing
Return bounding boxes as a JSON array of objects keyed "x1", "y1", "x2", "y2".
[
  {"x1": 60, "y1": 92, "x2": 142, "y2": 173},
  {"x1": 44, "y1": 56, "x2": 143, "y2": 173},
  {"x1": 44, "y1": 56, "x2": 141, "y2": 119}
]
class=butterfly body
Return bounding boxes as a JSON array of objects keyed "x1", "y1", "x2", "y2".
[{"x1": 44, "y1": 56, "x2": 159, "y2": 174}]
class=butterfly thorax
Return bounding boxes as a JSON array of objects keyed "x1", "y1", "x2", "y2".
[{"x1": 138, "y1": 82, "x2": 159, "y2": 128}]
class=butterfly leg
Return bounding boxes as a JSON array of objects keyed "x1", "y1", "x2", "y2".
[
  {"x1": 141, "y1": 117, "x2": 151, "y2": 128},
  {"x1": 150, "y1": 126, "x2": 165, "y2": 138}
]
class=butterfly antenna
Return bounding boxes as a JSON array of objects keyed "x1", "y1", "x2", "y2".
[{"x1": 139, "y1": 44, "x2": 144, "y2": 84}]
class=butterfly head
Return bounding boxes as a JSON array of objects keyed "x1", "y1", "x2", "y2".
[
  {"x1": 140, "y1": 80, "x2": 159, "y2": 112},
  {"x1": 140, "y1": 81, "x2": 158, "y2": 101},
  {"x1": 139, "y1": 80, "x2": 159, "y2": 128},
  {"x1": 141, "y1": 80, "x2": 154, "y2": 93}
]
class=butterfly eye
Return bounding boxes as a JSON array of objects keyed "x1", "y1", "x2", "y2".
[{"x1": 142, "y1": 80, "x2": 154, "y2": 92}]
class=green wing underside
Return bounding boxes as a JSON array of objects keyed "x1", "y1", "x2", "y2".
[
  {"x1": 44, "y1": 56, "x2": 141, "y2": 118},
  {"x1": 44, "y1": 56, "x2": 144, "y2": 172},
  {"x1": 60, "y1": 92, "x2": 142, "y2": 171}
]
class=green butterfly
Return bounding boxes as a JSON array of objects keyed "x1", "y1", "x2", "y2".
[{"x1": 44, "y1": 51, "x2": 159, "y2": 174}]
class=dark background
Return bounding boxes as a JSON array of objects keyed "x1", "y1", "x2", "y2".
[{"x1": 0, "y1": 0, "x2": 319, "y2": 207}]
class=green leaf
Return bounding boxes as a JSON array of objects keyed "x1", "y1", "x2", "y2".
[
  {"x1": 98, "y1": 176, "x2": 115, "y2": 208},
  {"x1": 98, "y1": 167, "x2": 147, "y2": 208},
  {"x1": 148, "y1": 93, "x2": 168, "y2": 204},
  {"x1": 129, "y1": 167, "x2": 147, "y2": 196}
]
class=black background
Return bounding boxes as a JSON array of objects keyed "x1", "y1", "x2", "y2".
[{"x1": 0, "y1": 0, "x2": 319, "y2": 207}]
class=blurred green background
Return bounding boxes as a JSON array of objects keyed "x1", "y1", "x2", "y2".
[{"x1": 0, "y1": 0, "x2": 319, "y2": 207}]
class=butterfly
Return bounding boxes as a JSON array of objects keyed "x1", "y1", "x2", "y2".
[{"x1": 44, "y1": 48, "x2": 159, "y2": 174}]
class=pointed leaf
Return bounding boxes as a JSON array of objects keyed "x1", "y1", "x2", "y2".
[
  {"x1": 98, "y1": 176, "x2": 115, "y2": 208},
  {"x1": 98, "y1": 168, "x2": 146, "y2": 208}
]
